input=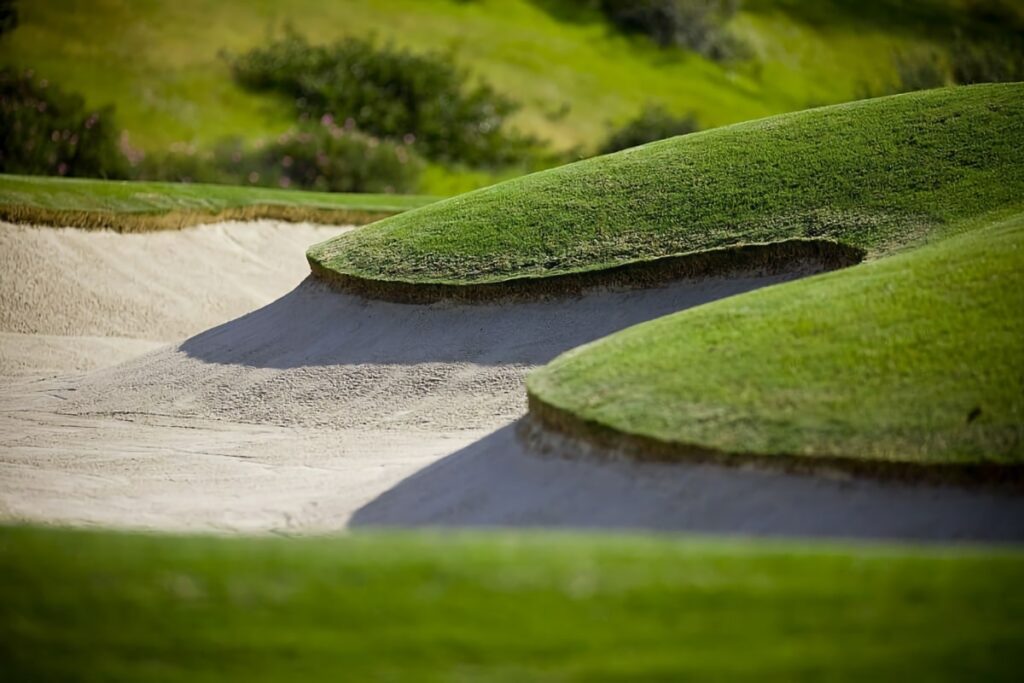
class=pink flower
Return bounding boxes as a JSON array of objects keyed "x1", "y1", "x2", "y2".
[
  {"x1": 403, "y1": 133, "x2": 416, "y2": 145},
  {"x1": 57, "y1": 163, "x2": 68, "y2": 175},
  {"x1": 248, "y1": 171, "x2": 260, "y2": 183},
  {"x1": 282, "y1": 155, "x2": 293, "y2": 168},
  {"x1": 320, "y1": 114, "x2": 334, "y2": 127},
  {"x1": 279, "y1": 176, "x2": 291, "y2": 188}
]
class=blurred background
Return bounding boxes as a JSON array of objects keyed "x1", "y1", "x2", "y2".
[{"x1": 1, "y1": 0, "x2": 1021, "y2": 197}]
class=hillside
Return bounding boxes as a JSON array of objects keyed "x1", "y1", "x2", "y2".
[{"x1": 1, "y1": 0, "x2": 1019, "y2": 177}]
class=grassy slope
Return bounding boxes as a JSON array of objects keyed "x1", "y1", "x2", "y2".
[
  {"x1": 0, "y1": 0, "x2": 933, "y2": 150},
  {"x1": 3, "y1": 526, "x2": 1024, "y2": 681},
  {"x1": 3, "y1": 0, "x2": 1012, "y2": 196},
  {"x1": 527, "y1": 212, "x2": 1024, "y2": 469},
  {"x1": 0, "y1": 174, "x2": 434, "y2": 230},
  {"x1": 308, "y1": 84, "x2": 1024, "y2": 286}
]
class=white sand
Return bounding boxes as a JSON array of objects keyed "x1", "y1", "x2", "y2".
[{"x1": 2, "y1": 220, "x2": 1021, "y2": 540}]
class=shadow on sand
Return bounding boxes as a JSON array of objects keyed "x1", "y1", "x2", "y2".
[
  {"x1": 351, "y1": 420, "x2": 1024, "y2": 543},
  {"x1": 179, "y1": 270, "x2": 813, "y2": 370}
]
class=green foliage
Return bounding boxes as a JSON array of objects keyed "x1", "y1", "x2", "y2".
[
  {"x1": 529, "y1": 214, "x2": 1024, "y2": 467},
  {"x1": 891, "y1": 49, "x2": 949, "y2": 93},
  {"x1": 308, "y1": 85, "x2": 1024, "y2": 286},
  {"x1": 141, "y1": 120, "x2": 422, "y2": 194},
  {"x1": 0, "y1": 67, "x2": 125, "y2": 179},
  {"x1": 592, "y1": 0, "x2": 744, "y2": 59},
  {"x1": 4, "y1": 525, "x2": 1024, "y2": 681},
  {"x1": 949, "y1": 33, "x2": 1024, "y2": 84},
  {"x1": 0, "y1": 0, "x2": 16, "y2": 38},
  {"x1": 230, "y1": 30, "x2": 532, "y2": 167},
  {"x1": 600, "y1": 103, "x2": 700, "y2": 153}
]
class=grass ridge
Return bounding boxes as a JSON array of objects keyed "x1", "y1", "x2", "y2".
[
  {"x1": 308, "y1": 238, "x2": 864, "y2": 303},
  {"x1": 523, "y1": 396, "x2": 1024, "y2": 488},
  {"x1": 307, "y1": 84, "x2": 1024, "y2": 296},
  {"x1": 0, "y1": 204, "x2": 402, "y2": 232},
  {"x1": 526, "y1": 215, "x2": 1024, "y2": 472},
  {"x1": 0, "y1": 174, "x2": 435, "y2": 230}
]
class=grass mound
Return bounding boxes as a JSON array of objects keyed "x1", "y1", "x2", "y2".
[
  {"x1": 3, "y1": 525, "x2": 1023, "y2": 681},
  {"x1": 308, "y1": 84, "x2": 1024, "y2": 296},
  {"x1": 527, "y1": 212, "x2": 1024, "y2": 477},
  {"x1": 0, "y1": 174, "x2": 435, "y2": 231}
]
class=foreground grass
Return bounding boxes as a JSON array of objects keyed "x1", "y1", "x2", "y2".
[
  {"x1": 528, "y1": 212, "x2": 1024, "y2": 471},
  {"x1": 0, "y1": 174, "x2": 435, "y2": 230},
  {"x1": 308, "y1": 84, "x2": 1024, "y2": 287},
  {"x1": 2, "y1": 526, "x2": 1023, "y2": 681}
]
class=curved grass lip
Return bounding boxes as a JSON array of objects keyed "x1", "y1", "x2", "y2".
[
  {"x1": 307, "y1": 238, "x2": 866, "y2": 304},
  {"x1": 0, "y1": 204, "x2": 403, "y2": 232},
  {"x1": 0, "y1": 174, "x2": 438, "y2": 231},
  {"x1": 524, "y1": 392, "x2": 1024, "y2": 490}
]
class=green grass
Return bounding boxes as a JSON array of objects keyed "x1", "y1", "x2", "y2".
[
  {"x1": 2, "y1": 0, "x2": 1017, "y2": 194},
  {"x1": 527, "y1": 211, "x2": 1024, "y2": 471},
  {"x1": 0, "y1": 174, "x2": 435, "y2": 230},
  {"x1": 2, "y1": 525, "x2": 1023, "y2": 681},
  {"x1": 308, "y1": 84, "x2": 1024, "y2": 287}
]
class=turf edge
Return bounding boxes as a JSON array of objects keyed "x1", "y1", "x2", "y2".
[
  {"x1": 521, "y1": 398, "x2": 1024, "y2": 489},
  {"x1": 307, "y1": 239, "x2": 864, "y2": 304},
  {"x1": 0, "y1": 204, "x2": 404, "y2": 232}
]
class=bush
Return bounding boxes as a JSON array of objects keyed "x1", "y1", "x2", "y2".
[
  {"x1": 593, "y1": 0, "x2": 743, "y2": 60},
  {"x1": 949, "y1": 33, "x2": 1024, "y2": 84},
  {"x1": 0, "y1": 0, "x2": 16, "y2": 39},
  {"x1": 0, "y1": 67, "x2": 126, "y2": 178},
  {"x1": 230, "y1": 31, "x2": 532, "y2": 166},
  {"x1": 599, "y1": 104, "x2": 699, "y2": 154},
  {"x1": 881, "y1": 34, "x2": 1024, "y2": 96},
  {"x1": 891, "y1": 49, "x2": 949, "y2": 93},
  {"x1": 139, "y1": 118, "x2": 421, "y2": 194}
]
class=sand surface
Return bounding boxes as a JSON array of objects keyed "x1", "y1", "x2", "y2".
[{"x1": 2, "y1": 220, "x2": 1022, "y2": 540}]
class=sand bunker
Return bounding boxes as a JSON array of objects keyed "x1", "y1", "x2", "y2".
[
  {"x1": 0, "y1": 220, "x2": 343, "y2": 375},
  {"x1": 2, "y1": 220, "x2": 1022, "y2": 540}
]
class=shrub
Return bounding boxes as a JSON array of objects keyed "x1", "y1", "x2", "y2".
[
  {"x1": 881, "y1": 34, "x2": 1024, "y2": 95},
  {"x1": 599, "y1": 104, "x2": 699, "y2": 154},
  {"x1": 949, "y1": 33, "x2": 1024, "y2": 84},
  {"x1": 230, "y1": 31, "x2": 532, "y2": 166},
  {"x1": 892, "y1": 49, "x2": 949, "y2": 93},
  {"x1": 0, "y1": 0, "x2": 16, "y2": 39},
  {"x1": 593, "y1": 0, "x2": 744, "y2": 60},
  {"x1": 139, "y1": 118, "x2": 421, "y2": 194},
  {"x1": 0, "y1": 67, "x2": 126, "y2": 178}
]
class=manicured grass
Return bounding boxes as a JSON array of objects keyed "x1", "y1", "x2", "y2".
[
  {"x1": 527, "y1": 212, "x2": 1024, "y2": 472},
  {"x1": 2, "y1": 525, "x2": 1024, "y2": 681},
  {"x1": 0, "y1": 174, "x2": 435, "y2": 230},
  {"x1": 308, "y1": 84, "x2": 1024, "y2": 287}
]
